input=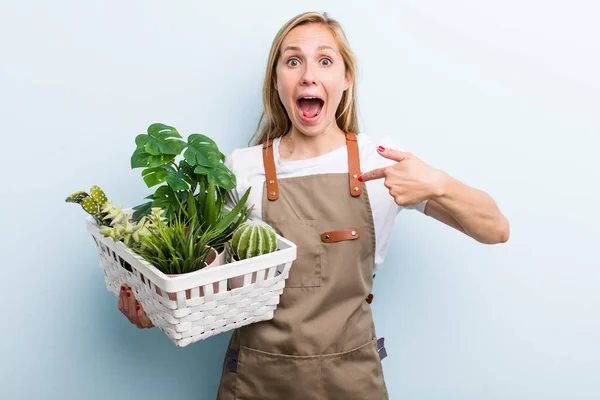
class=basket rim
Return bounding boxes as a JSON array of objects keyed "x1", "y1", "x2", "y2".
[{"x1": 86, "y1": 215, "x2": 296, "y2": 292}]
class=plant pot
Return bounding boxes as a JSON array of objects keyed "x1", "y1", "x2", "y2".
[
  {"x1": 88, "y1": 209, "x2": 296, "y2": 346},
  {"x1": 229, "y1": 254, "x2": 245, "y2": 289},
  {"x1": 154, "y1": 246, "x2": 223, "y2": 300}
]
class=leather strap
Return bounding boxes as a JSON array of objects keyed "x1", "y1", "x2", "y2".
[
  {"x1": 262, "y1": 139, "x2": 279, "y2": 201},
  {"x1": 321, "y1": 228, "x2": 360, "y2": 243},
  {"x1": 345, "y1": 132, "x2": 362, "y2": 196},
  {"x1": 262, "y1": 133, "x2": 362, "y2": 201}
]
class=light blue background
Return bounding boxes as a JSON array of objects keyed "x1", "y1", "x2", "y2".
[{"x1": 1, "y1": 1, "x2": 598, "y2": 399}]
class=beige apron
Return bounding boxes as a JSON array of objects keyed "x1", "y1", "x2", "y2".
[{"x1": 216, "y1": 133, "x2": 389, "y2": 400}]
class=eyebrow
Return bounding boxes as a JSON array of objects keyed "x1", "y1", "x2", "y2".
[{"x1": 282, "y1": 45, "x2": 337, "y2": 54}]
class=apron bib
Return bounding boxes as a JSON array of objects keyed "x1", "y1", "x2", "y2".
[{"x1": 216, "y1": 133, "x2": 389, "y2": 400}]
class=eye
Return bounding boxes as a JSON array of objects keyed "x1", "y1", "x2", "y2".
[
  {"x1": 287, "y1": 58, "x2": 300, "y2": 67},
  {"x1": 321, "y1": 58, "x2": 332, "y2": 66}
]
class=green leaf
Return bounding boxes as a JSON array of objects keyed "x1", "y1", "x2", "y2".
[
  {"x1": 166, "y1": 167, "x2": 190, "y2": 191},
  {"x1": 131, "y1": 146, "x2": 177, "y2": 169},
  {"x1": 65, "y1": 191, "x2": 89, "y2": 204},
  {"x1": 193, "y1": 162, "x2": 236, "y2": 190},
  {"x1": 213, "y1": 187, "x2": 251, "y2": 232},
  {"x1": 203, "y1": 177, "x2": 217, "y2": 227},
  {"x1": 195, "y1": 177, "x2": 207, "y2": 216},
  {"x1": 148, "y1": 153, "x2": 177, "y2": 168},
  {"x1": 132, "y1": 201, "x2": 153, "y2": 223},
  {"x1": 186, "y1": 190, "x2": 197, "y2": 221},
  {"x1": 213, "y1": 163, "x2": 236, "y2": 190},
  {"x1": 183, "y1": 134, "x2": 221, "y2": 168},
  {"x1": 177, "y1": 160, "x2": 197, "y2": 186},
  {"x1": 141, "y1": 165, "x2": 172, "y2": 188},
  {"x1": 151, "y1": 185, "x2": 188, "y2": 221},
  {"x1": 134, "y1": 123, "x2": 187, "y2": 156},
  {"x1": 131, "y1": 147, "x2": 150, "y2": 168}
]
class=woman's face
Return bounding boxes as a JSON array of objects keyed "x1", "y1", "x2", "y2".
[{"x1": 274, "y1": 23, "x2": 350, "y2": 137}]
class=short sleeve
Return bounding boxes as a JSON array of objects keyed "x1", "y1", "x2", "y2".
[{"x1": 404, "y1": 199, "x2": 429, "y2": 213}]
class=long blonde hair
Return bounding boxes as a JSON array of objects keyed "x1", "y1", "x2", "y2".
[{"x1": 249, "y1": 11, "x2": 360, "y2": 146}]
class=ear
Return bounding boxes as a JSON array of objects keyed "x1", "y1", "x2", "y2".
[
  {"x1": 272, "y1": 72, "x2": 278, "y2": 91},
  {"x1": 343, "y1": 70, "x2": 352, "y2": 91}
]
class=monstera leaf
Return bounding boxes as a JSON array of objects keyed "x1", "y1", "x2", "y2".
[
  {"x1": 140, "y1": 165, "x2": 189, "y2": 191},
  {"x1": 183, "y1": 134, "x2": 223, "y2": 168},
  {"x1": 131, "y1": 147, "x2": 177, "y2": 169},
  {"x1": 135, "y1": 123, "x2": 187, "y2": 155},
  {"x1": 132, "y1": 197, "x2": 153, "y2": 223},
  {"x1": 141, "y1": 166, "x2": 170, "y2": 188},
  {"x1": 130, "y1": 123, "x2": 186, "y2": 169},
  {"x1": 177, "y1": 160, "x2": 197, "y2": 187},
  {"x1": 129, "y1": 123, "x2": 250, "y2": 230},
  {"x1": 149, "y1": 185, "x2": 188, "y2": 221},
  {"x1": 193, "y1": 162, "x2": 236, "y2": 190}
]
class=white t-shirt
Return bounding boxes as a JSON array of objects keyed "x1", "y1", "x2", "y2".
[{"x1": 225, "y1": 133, "x2": 428, "y2": 272}]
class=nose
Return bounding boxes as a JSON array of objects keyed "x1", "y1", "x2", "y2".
[{"x1": 300, "y1": 63, "x2": 317, "y2": 86}]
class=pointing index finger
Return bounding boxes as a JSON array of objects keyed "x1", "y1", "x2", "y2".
[{"x1": 359, "y1": 167, "x2": 385, "y2": 182}]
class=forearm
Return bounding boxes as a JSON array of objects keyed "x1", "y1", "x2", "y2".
[{"x1": 431, "y1": 171, "x2": 510, "y2": 244}]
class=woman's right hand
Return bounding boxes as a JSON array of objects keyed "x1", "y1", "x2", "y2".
[{"x1": 118, "y1": 284, "x2": 154, "y2": 329}]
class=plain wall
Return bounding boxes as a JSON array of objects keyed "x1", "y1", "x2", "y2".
[{"x1": 1, "y1": 1, "x2": 598, "y2": 399}]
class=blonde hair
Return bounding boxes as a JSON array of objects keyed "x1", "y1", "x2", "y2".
[{"x1": 249, "y1": 11, "x2": 360, "y2": 146}]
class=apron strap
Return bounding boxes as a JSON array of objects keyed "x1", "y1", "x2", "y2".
[
  {"x1": 262, "y1": 139, "x2": 279, "y2": 201},
  {"x1": 345, "y1": 133, "x2": 362, "y2": 197},
  {"x1": 262, "y1": 133, "x2": 363, "y2": 201}
]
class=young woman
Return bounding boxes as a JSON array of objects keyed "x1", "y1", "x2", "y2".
[{"x1": 118, "y1": 11, "x2": 510, "y2": 399}]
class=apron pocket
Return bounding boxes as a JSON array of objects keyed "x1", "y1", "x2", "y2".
[
  {"x1": 235, "y1": 346, "x2": 321, "y2": 400},
  {"x1": 321, "y1": 338, "x2": 388, "y2": 400},
  {"x1": 271, "y1": 219, "x2": 322, "y2": 288}
]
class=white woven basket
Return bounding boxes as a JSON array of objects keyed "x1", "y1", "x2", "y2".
[{"x1": 86, "y1": 215, "x2": 296, "y2": 347}]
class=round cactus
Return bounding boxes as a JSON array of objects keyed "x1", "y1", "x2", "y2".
[{"x1": 231, "y1": 220, "x2": 278, "y2": 260}]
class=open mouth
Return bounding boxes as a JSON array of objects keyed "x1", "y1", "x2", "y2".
[{"x1": 296, "y1": 96, "x2": 324, "y2": 122}]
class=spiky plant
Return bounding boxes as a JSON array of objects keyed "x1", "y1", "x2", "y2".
[
  {"x1": 133, "y1": 207, "x2": 223, "y2": 275},
  {"x1": 230, "y1": 220, "x2": 278, "y2": 260}
]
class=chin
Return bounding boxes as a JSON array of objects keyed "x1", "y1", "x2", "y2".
[{"x1": 291, "y1": 117, "x2": 335, "y2": 137}]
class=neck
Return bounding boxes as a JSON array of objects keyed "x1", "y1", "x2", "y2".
[{"x1": 279, "y1": 123, "x2": 347, "y2": 161}]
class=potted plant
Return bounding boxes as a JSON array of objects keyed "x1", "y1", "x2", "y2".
[
  {"x1": 66, "y1": 123, "x2": 298, "y2": 347},
  {"x1": 227, "y1": 220, "x2": 279, "y2": 288},
  {"x1": 129, "y1": 123, "x2": 252, "y2": 260}
]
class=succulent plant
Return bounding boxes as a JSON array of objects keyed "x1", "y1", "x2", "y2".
[
  {"x1": 66, "y1": 185, "x2": 110, "y2": 225},
  {"x1": 67, "y1": 185, "x2": 138, "y2": 231},
  {"x1": 230, "y1": 220, "x2": 278, "y2": 260},
  {"x1": 98, "y1": 209, "x2": 156, "y2": 249}
]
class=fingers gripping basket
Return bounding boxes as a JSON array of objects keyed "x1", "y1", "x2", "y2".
[{"x1": 86, "y1": 217, "x2": 296, "y2": 347}]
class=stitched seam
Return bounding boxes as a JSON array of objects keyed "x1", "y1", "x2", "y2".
[
  {"x1": 361, "y1": 184, "x2": 377, "y2": 274},
  {"x1": 239, "y1": 337, "x2": 376, "y2": 360}
]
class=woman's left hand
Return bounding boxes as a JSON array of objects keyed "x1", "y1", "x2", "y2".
[{"x1": 359, "y1": 146, "x2": 444, "y2": 207}]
